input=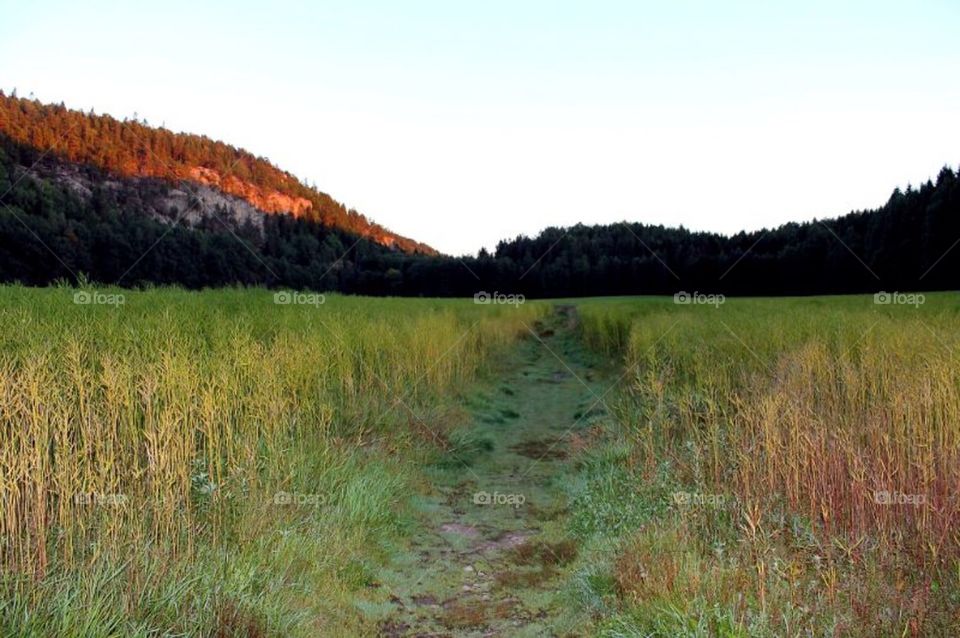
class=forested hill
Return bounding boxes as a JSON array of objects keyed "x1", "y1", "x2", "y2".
[
  {"x1": 0, "y1": 92, "x2": 434, "y2": 254},
  {"x1": 0, "y1": 91, "x2": 956, "y2": 296}
]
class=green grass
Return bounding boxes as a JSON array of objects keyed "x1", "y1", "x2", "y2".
[
  {"x1": 567, "y1": 292, "x2": 960, "y2": 636},
  {"x1": 4, "y1": 287, "x2": 958, "y2": 635},
  {"x1": 0, "y1": 284, "x2": 548, "y2": 636}
]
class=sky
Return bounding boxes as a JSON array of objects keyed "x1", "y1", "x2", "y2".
[{"x1": 2, "y1": 0, "x2": 959, "y2": 256}]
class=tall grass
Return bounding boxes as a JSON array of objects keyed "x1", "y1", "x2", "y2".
[
  {"x1": 0, "y1": 285, "x2": 546, "y2": 635},
  {"x1": 577, "y1": 294, "x2": 960, "y2": 635}
]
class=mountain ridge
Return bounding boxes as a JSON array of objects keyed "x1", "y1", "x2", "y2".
[{"x1": 0, "y1": 92, "x2": 436, "y2": 255}]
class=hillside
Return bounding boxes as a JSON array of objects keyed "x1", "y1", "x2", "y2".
[
  {"x1": 0, "y1": 92, "x2": 435, "y2": 255},
  {"x1": 0, "y1": 93, "x2": 956, "y2": 296}
]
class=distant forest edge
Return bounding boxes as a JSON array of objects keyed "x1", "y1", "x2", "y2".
[{"x1": 0, "y1": 92, "x2": 958, "y2": 297}]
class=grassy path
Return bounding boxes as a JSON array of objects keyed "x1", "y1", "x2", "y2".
[{"x1": 370, "y1": 305, "x2": 613, "y2": 637}]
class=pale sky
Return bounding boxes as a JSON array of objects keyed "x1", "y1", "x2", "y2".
[{"x1": 2, "y1": 0, "x2": 959, "y2": 256}]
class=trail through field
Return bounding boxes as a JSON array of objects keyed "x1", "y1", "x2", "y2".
[{"x1": 371, "y1": 305, "x2": 612, "y2": 637}]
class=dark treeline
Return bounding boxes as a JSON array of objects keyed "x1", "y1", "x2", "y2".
[
  {"x1": 482, "y1": 165, "x2": 960, "y2": 296},
  {"x1": 1, "y1": 130, "x2": 958, "y2": 297}
]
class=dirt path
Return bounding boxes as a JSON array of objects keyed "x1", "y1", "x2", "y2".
[{"x1": 371, "y1": 306, "x2": 612, "y2": 637}]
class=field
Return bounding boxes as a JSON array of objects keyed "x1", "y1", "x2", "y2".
[
  {"x1": 0, "y1": 285, "x2": 547, "y2": 635},
  {"x1": 575, "y1": 294, "x2": 960, "y2": 635},
  {"x1": 1, "y1": 287, "x2": 958, "y2": 636}
]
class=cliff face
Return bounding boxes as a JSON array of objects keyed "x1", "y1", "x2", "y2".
[
  {"x1": 24, "y1": 155, "x2": 272, "y2": 232},
  {"x1": 0, "y1": 92, "x2": 437, "y2": 255},
  {"x1": 187, "y1": 167, "x2": 314, "y2": 218}
]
